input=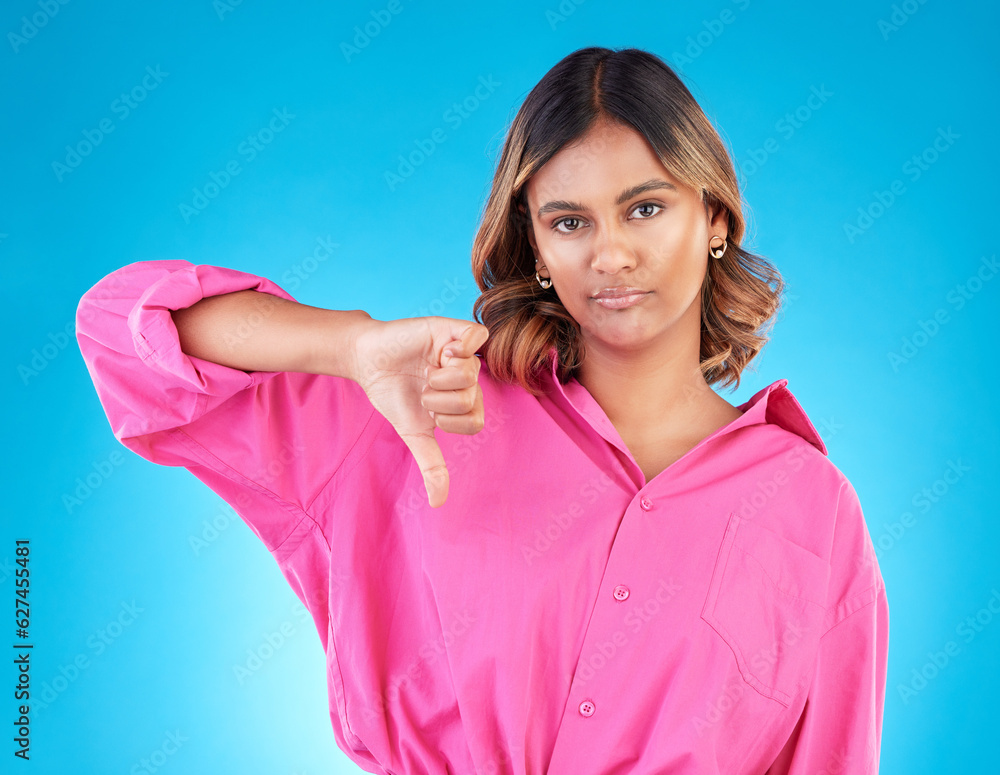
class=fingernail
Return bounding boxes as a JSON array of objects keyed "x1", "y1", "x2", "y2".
[{"x1": 443, "y1": 348, "x2": 455, "y2": 359}]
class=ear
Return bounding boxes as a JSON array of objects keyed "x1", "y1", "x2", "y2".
[
  {"x1": 706, "y1": 196, "x2": 729, "y2": 242},
  {"x1": 523, "y1": 210, "x2": 542, "y2": 262}
]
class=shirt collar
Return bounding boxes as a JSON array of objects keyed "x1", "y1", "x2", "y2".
[{"x1": 544, "y1": 346, "x2": 828, "y2": 457}]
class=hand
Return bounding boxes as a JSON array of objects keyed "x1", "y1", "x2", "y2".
[{"x1": 350, "y1": 317, "x2": 490, "y2": 508}]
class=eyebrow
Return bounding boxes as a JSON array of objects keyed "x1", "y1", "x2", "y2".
[{"x1": 535, "y1": 178, "x2": 679, "y2": 219}]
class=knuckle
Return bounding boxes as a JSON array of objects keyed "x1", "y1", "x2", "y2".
[
  {"x1": 423, "y1": 461, "x2": 447, "y2": 477},
  {"x1": 437, "y1": 415, "x2": 459, "y2": 433}
]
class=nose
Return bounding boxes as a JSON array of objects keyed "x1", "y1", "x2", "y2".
[{"x1": 590, "y1": 220, "x2": 637, "y2": 275}]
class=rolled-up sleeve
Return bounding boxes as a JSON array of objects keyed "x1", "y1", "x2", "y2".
[{"x1": 75, "y1": 258, "x2": 377, "y2": 552}]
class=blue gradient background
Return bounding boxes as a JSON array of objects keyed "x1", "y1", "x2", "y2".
[{"x1": 2, "y1": 1, "x2": 997, "y2": 772}]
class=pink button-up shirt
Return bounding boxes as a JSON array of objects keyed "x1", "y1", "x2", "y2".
[{"x1": 76, "y1": 259, "x2": 889, "y2": 775}]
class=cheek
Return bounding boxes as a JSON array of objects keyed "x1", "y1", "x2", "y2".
[
  {"x1": 644, "y1": 228, "x2": 708, "y2": 283},
  {"x1": 540, "y1": 242, "x2": 586, "y2": 286},
  {"x1": 655, "y1": 258, "x2": 708, "y2": 307}
]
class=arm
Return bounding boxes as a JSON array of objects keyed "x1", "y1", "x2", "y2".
[
  {"x1": 764, "y1": 481, "x2": 890, "y2": 774},
  {"x1": 76, "y1": 259, "x2": 380, "y2": 549},
  {"x1": 765, "y1": 582, "x2": 889, "y2": 774},
  {"x1": 169, "y1": 287, "x2": 375, "y2": 378}
]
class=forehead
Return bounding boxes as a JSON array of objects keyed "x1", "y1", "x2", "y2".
[{"x1": 525, "y1": 120, "x2": 678, "y2": 204}]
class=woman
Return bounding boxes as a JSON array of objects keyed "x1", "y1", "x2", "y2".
[{"x1": 76, "y1": 47, "x2": 888, "y2": 774}]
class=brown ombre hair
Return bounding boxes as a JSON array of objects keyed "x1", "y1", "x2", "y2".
[{"x1": 471, "y1": 46, "x2": 784, "y2": 396}]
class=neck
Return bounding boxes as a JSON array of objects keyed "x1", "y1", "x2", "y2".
[{"x1": 574, "y1": 312, "x2": 720, "y2": 437}]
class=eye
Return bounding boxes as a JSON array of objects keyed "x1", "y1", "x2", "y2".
[
  {"x1": 632, "y1": 202, "x2": 663, "y2": 219},
  {"x1": 550, "y1": 202, "x2": 663, "y2": 234},
  {"x1": 552, "y1": 216, "x2": 583, "y2": 234}
]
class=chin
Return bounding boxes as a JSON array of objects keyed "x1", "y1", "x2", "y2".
[{"x1": 583, "y1": 327, "x2": 654, "y2": 352}]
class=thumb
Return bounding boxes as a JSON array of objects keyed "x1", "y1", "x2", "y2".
[
  {"x1": 400, "y1": 429, "x2": 450, "y2": 508},
  {"x1": 440, "y1": 320, "x2": 490, "y2": 362}
]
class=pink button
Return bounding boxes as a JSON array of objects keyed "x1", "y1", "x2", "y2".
[
  {"x1": 613, "y1": 585, "x2": 630, "y2": 601},
  {"x1": 640, "y1": 496, "x2": 654, "y2": 511},
  {"x1": 579, "y1": 699, "x2": 595, "y2": 717}
]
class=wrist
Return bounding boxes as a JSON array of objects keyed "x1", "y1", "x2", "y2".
[{"x1": 312, "y1": 309, "x2": 381, "y2": 381}]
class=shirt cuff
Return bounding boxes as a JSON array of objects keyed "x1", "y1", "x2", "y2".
[{"x1": 127, "y1": 260, "x2": 299, "y2": 395}]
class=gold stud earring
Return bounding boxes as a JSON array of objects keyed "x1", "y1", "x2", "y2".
[{"x1": 709, "y1": 236, "x2": 728, "y2": 259}]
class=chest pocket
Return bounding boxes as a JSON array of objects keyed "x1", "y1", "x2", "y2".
[{"x1": 700, "y1": 512, "x2": 831, "y2": 707}]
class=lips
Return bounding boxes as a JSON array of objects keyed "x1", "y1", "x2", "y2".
[
  {"x1": 591, "y1": 288, "x2": 651, "y2": 310},
  {"x1": 592, "y1": 286, "x2": 648, "y2": 299}
]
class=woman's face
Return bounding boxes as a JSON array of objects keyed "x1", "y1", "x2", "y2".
[{"x1": 524, "y1": 118, "x2": 728, "y2": 357}]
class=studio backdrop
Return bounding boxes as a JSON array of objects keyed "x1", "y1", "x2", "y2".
[{"x1": 2, "y1": 1, "x2": 997, "y2": 773}]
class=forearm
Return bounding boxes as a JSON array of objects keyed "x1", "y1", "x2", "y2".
[{"x1": 170, "y1": 289, "x2": 376, "y2": 380}]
